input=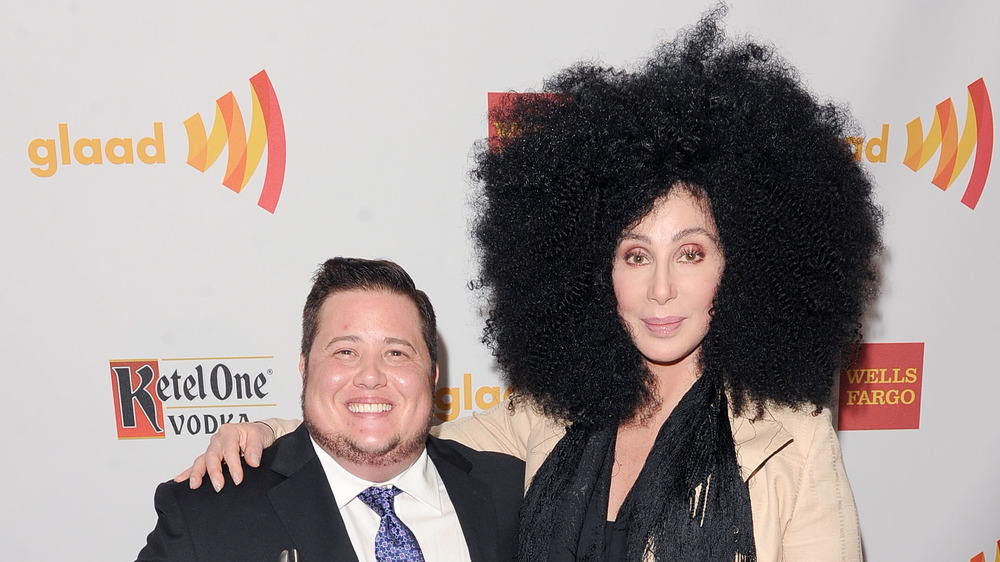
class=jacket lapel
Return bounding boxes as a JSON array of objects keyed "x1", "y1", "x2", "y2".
[
  {"x1": 268, "y1": 425, "x2": 360, "y2": 562},
  {"x1": 730, "y1": 408, "x2": 794, "y2": 482},
  {"x1": 427, "y1": 437, "x2": 501, "y2": 562}
]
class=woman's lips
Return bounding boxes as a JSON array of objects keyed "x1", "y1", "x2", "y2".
[{"x1": 641, "y1": 316, "x2": 684, "y2": 335}]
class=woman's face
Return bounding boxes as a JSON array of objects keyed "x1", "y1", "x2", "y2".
[{"x1": 612, "y1": 189, "x2": 724, "y2": 371}]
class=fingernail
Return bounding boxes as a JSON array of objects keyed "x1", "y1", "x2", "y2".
[
  {"x1": 250, "y1": 453, "x2": 260, "y2": 465},
  {"x1": 213, "y1": 480, "x2": 222, "y2": 492},
  {"x1": 233, "y1": 474, "x2": 242, "y2": 485}
]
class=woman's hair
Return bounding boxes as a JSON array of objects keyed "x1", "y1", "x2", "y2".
[{"x1": 471, "y1": 10, "x2": 882, "y2": 427}]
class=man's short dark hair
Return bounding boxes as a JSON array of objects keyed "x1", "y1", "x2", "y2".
[{"x1": 301, "y1": 257, "x2": 437, "y2": 369}]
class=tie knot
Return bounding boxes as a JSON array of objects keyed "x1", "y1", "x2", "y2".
[{"x1": 359, "y1": 485, "x2": 402, "y2": 517}]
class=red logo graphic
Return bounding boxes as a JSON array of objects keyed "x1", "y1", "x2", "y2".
[
  {"x1": 838, "y1": 342, "x2": 924, "y2": 430},
  {"x1": 904, "y1": 78, "x2": 993, "y2": 209},
  {"x1": 184, "y1": 70, "x2": 286, "y2": 213},
  {"x1": 971, "y1": 539, "x2": 1000, "y2": 562},
  {"x1": 110, "y1": 359, "x2": 164, "y2": 439},
  {"x1": 487, "y1": 92, "x2": 565, "y2": 151}
]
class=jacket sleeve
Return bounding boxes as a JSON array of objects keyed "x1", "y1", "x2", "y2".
[
  {"x1": 434, "y1": 397, "x2": 565, "y2": 488},
  {"x1": 135, "y1": 482, "x2": 198, "y2": 562},
  {"x1": 433, "y1": 399, "x2": 534, "y2": 458},
  {"x1": 779, "y1": 411, "x2": 863, "y2": 561},
  {"x1": 259, "y1": 418, "x2": 301, "y2": 439}
]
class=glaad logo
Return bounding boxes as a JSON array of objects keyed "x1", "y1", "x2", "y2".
[
  {"x1": 184, "y1": 70, "x2": 286, "y2": 213},
  {"x1": 26, "y1": 69, "x2": 285, "y2": 213},
  {"x1": 903, "y1": 78, "x2": 993, "y2": 210},
  {"x1": 28, "y1": 123, "x2": 165, "y2": 177},
  {"x1": 110, "y1": 356, "x2": 277, "y2": 440}
]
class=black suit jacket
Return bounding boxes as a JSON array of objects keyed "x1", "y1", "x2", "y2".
[{"x1": 137, "y1": 424, "x2": 524, "y2": 561}]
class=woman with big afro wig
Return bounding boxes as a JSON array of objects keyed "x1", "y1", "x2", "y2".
[{"x1": 181, "y1": 9, "x2": 880, "y2": 562}]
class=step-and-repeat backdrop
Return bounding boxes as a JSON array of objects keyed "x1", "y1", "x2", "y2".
[{"x1": 3, "y1": 1, "x2": 997, "y2": 559}]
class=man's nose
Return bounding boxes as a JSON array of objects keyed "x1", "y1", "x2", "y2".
[{"x1": 353, "y1": 356, "x2": 388, "y2": 388}]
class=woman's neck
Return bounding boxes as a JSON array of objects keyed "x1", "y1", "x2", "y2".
[
  {"x1": 608, "y1": 358, "x2": 699, "y2": 520},
  {"x1": 627, "y1": 356, "x2": 699, "y2": 427}
]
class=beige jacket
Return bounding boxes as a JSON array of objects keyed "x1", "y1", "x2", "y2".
[
  {"x1": 435, "y1": 400, "x2": 862, "y2": 562},
  {"x1": 268, "y1": 401, "x2": 862, "y2": 561}
]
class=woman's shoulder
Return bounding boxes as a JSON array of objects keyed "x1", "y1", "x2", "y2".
[
  {"x1": 435, "y1": 395, "x2": 566, "y2": 456},
  {"x1": 730, "y1": 402, "x2": 839, "y2": 474}
]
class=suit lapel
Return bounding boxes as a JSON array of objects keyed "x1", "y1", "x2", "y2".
[
  {"x1": 427, "y1": 437, "x2": 501, "y2": 562},
  {"x1": 268, "y1": 425, "x2": 360, "y2": 562}
]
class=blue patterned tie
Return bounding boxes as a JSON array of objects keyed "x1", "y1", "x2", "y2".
[{"x1": 358, "y1": 485, "x2": 426, "y2": 562}]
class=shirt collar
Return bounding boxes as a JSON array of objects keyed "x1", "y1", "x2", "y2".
[{"x1": 310, "y1": 436, "x2": 443, "y2": 513}]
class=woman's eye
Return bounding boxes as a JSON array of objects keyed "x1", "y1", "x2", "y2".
[
  {"x1": 624, "y1": 252, "x2": 648, "y2": 265},
  {"x1": 679, "y1": 248, "x2": 704, "y2": 262}
]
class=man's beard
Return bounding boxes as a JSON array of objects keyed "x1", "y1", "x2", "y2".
[
  {"x1": 304, "y1": 413, "x2": 431, "y2": 469},
  {"x1": 301, "y1": 375, "x2": 432, "y2": 469}
]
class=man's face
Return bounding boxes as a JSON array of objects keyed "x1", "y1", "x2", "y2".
[{"x1": 300, "y1": 289, "x2": 437, "y2": 480}]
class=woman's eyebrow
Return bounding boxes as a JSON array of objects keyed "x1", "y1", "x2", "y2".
[{"x1": 672, "y1": 226, "x2": 717, "y2": 243}]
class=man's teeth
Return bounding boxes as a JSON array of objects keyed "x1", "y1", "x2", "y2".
[{"x1": 349, "y1": 403, "x2": 392, "y2": 413}]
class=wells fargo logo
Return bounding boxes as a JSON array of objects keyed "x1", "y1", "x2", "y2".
[
  {"x1": 27, "y1": 69, "x2": 285, "y2": 213},
  {"x1": 837, "y1": 342, "x2": 924, "y2": 430},
  {"x1": 972, "y1": 539, "x2": 1000, "y2": 562},
  {"x1": 848, "y1": 77, "x2": 993, "y2": 210},
  {"x1": 110, "y1": 355, "x2": 277, "y2": 439}
]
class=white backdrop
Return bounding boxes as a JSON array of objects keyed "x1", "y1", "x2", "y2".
[{"x1": 2, "y1": 1, "x2": 998, "y2": 560}]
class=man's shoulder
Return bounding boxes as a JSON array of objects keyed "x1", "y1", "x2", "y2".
[{"x1": 162, "y1": 424, "x2": 315, "y2": 505}]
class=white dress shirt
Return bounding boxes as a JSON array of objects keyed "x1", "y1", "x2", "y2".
[{"x1": 310, "y1": 438, "x2": 473, "y2": 562}]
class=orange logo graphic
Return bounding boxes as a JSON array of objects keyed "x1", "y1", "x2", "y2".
[
  {"x1": 903, "y1": 78, "x2": 993, "y2": 209},
  {"x1": 28, "y1": 123, "x2": 165, "y2": 178},
  {"x1": 971, "y1": 539, "x2": 1000, "y2": 562},
  {"x1": 184, "y1": 70, "x2": 286, "y2": 213}
]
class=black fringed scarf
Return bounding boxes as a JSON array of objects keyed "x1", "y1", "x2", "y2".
[{"x1": 518, "y1": 374, "x2": 757, "y2": 561}]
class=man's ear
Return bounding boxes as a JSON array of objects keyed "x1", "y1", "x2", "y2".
[
  {"x1": 299, "y1": 354, "x2": 307, "y2": 380},
  {"x1": 433, "y1": 364, "x2": 439, "y2": 387}
]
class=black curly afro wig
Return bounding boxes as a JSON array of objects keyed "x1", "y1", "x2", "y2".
[{"x1": 471, "y1": 11, "x2": 882, "y2": 429}]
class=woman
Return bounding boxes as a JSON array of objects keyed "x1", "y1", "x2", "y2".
[{"x1": 181, "y1": 12, "x2": 881, "y2": 561}]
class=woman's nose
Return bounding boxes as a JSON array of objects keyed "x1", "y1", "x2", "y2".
[{"x1": 647, "y1": 264, "x2": 676, "y2": 304}]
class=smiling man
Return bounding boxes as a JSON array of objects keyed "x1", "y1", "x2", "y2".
[{"x1": 137, "y1": 258, "x2": 524, "y2": 562}]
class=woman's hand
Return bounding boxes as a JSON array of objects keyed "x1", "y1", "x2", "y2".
[{"x1": 173, "y1": 421, "x2": 276, "y2": 491}]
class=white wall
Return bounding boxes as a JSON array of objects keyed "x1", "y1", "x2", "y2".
[{"x1": 2, "y1": 1, "x2": 997, "y2": 559}]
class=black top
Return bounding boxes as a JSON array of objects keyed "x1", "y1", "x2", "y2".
[{"x1": 577, "y1": 433, "x2": 627, "y2": 561}]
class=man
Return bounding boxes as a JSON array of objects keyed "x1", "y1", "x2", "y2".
[{"x1": 137, "y1": 258, "x2": 524, "y2": 562}]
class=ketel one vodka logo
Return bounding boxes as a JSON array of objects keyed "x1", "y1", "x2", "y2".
[{"x1": 109, "y1": 356, "x2": 276, "y2": 439}]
